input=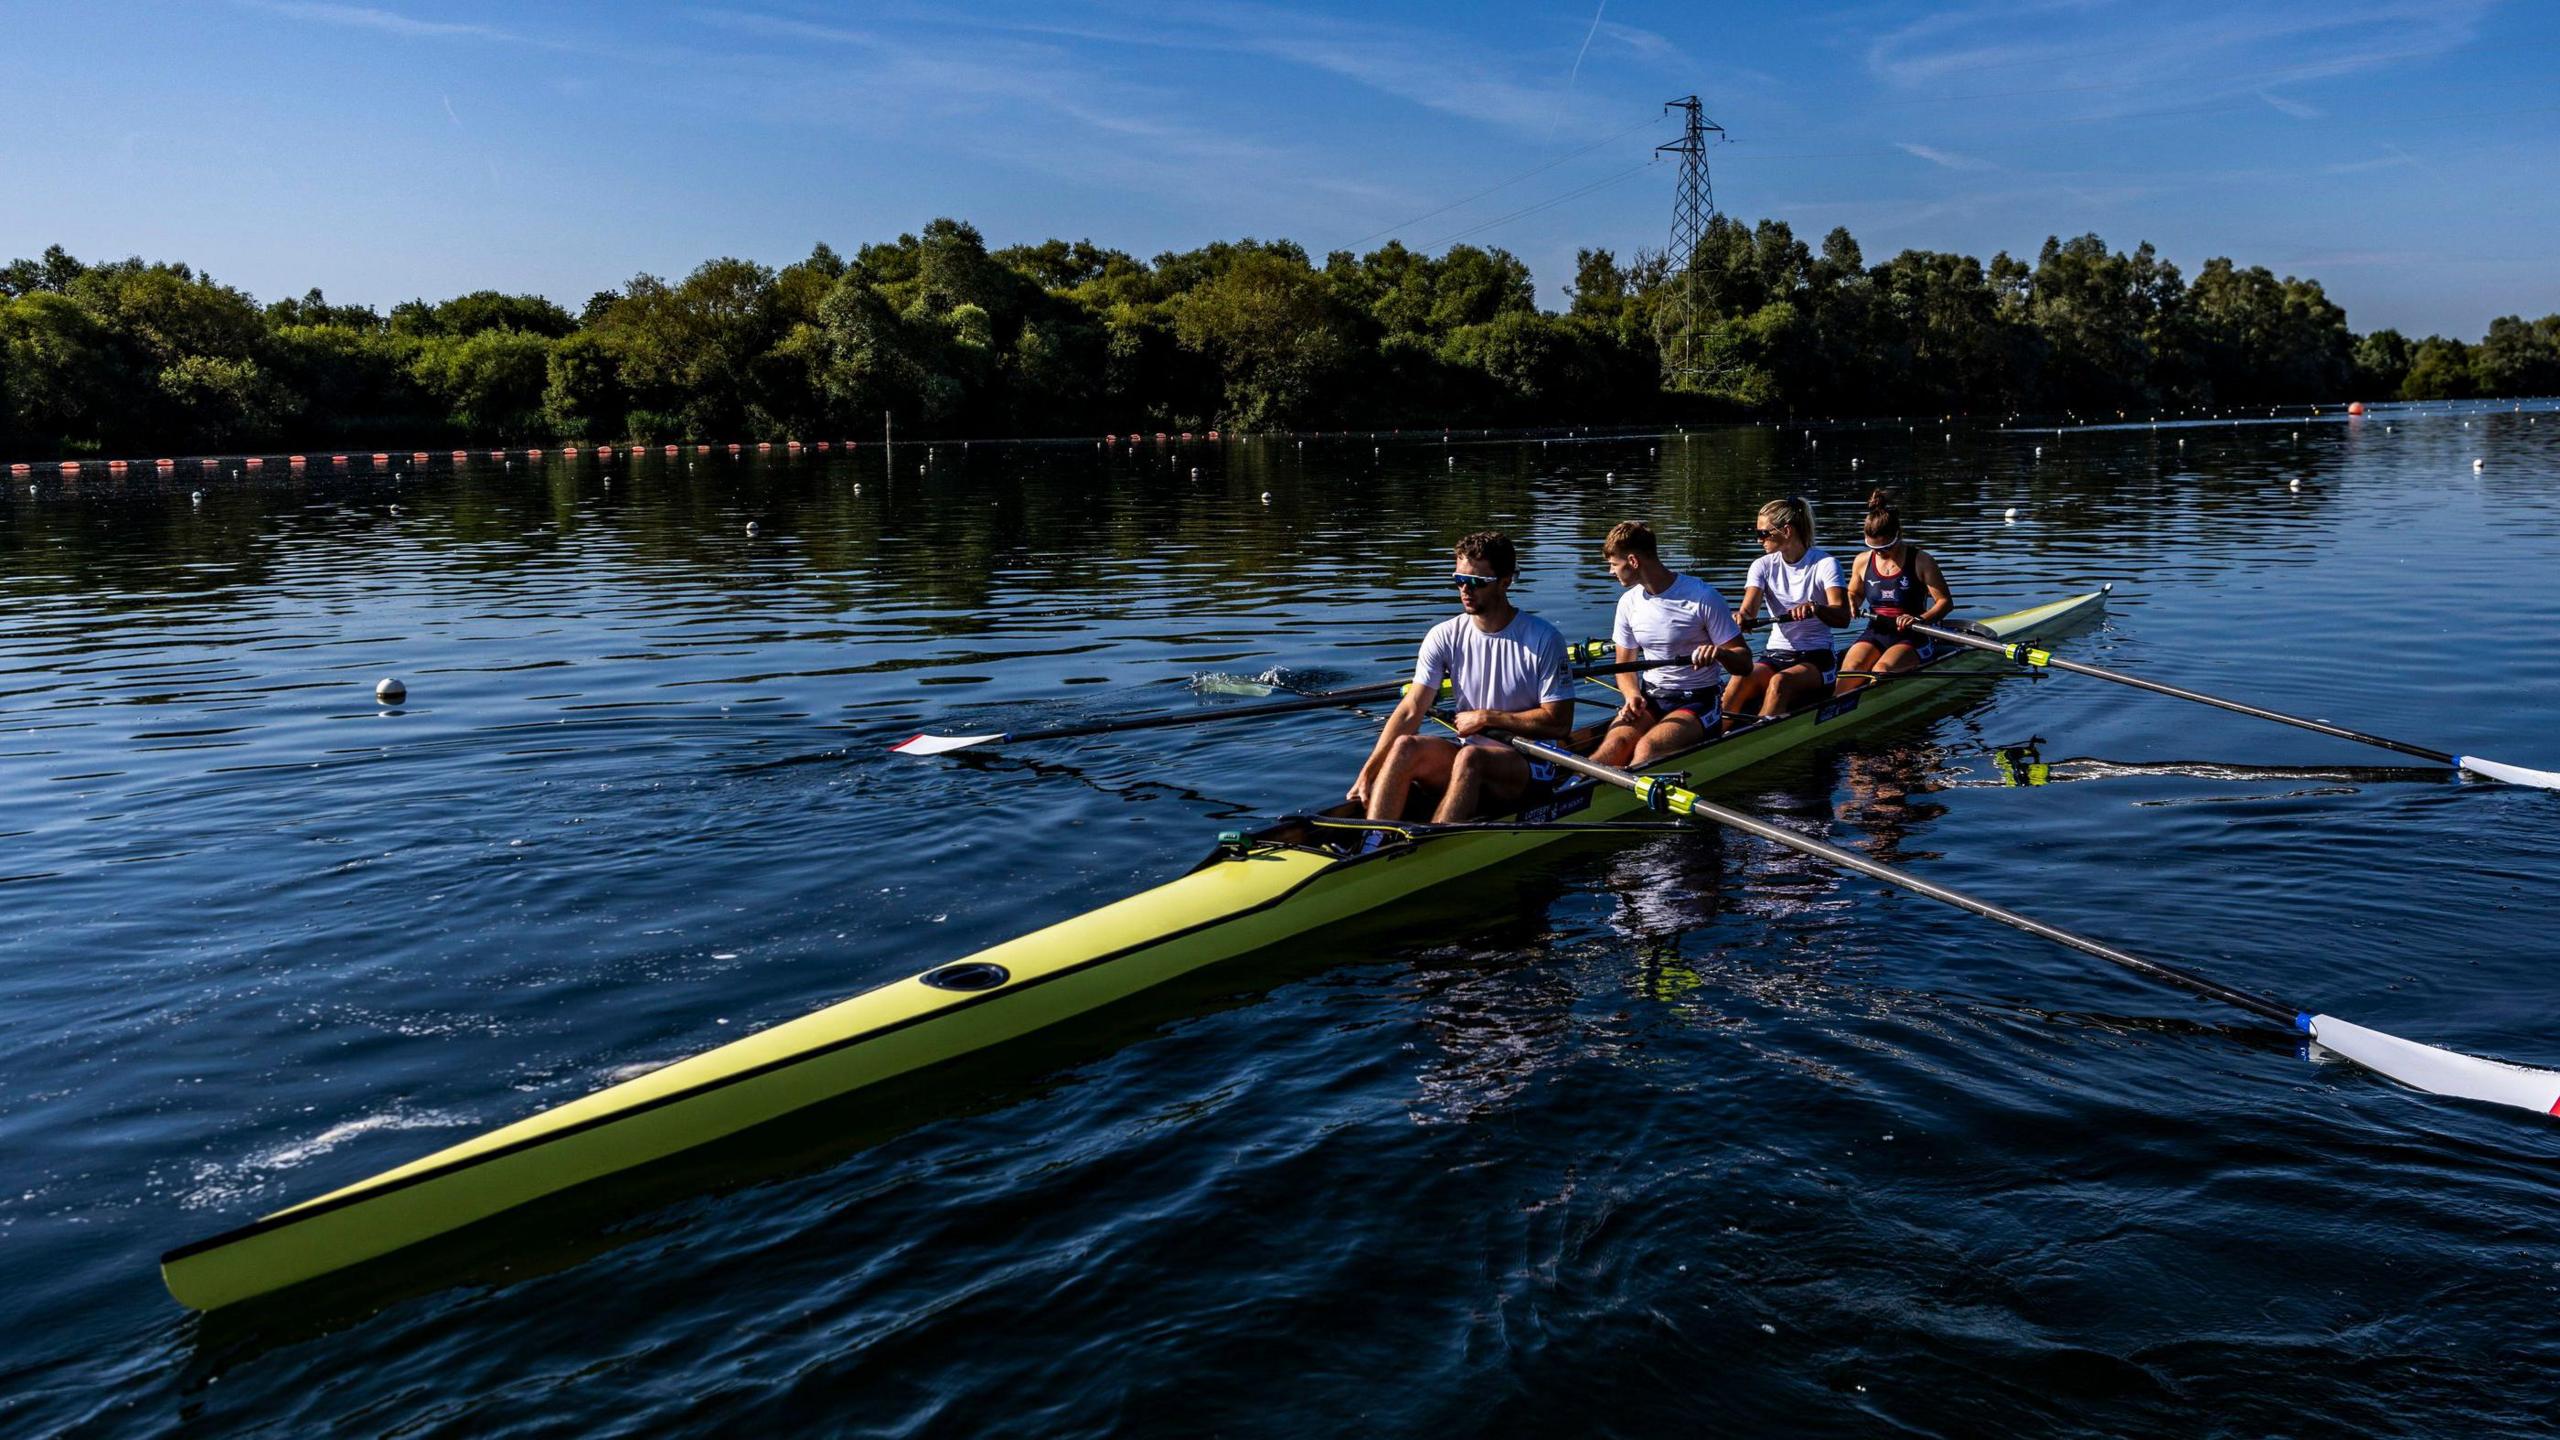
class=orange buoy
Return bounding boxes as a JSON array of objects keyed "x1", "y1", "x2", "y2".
[
  {"x1": 1208, "y1": 430, "x2": 1220, "y2": 440},
  {"x1": 525, "y1": 448, "x2": 543, "y2": 459},
  {"x1": 6, "y1": 463, "x2": 26, "y2": 476},
  {"x1": 58, "y1": 460, "x2": 81, "y2": 474},
  {"x1": 816, "y1": 441, "x2": 830, "y2": 451},
  {"x1": 451, "y1": 449, "x2": 467, "y2": 461},
  {"x1": 757, "y1": 441, "x2": 772, "y2": 452},
  {"x1": 728, "y1": 443, "x2": 742, "y2": 454},
  {"x1": 411, "y1": 451, "x2": 429, "y2": 463},
  {"x1": 112, "y1": 460, "x2": 131, "y2": 472},
  {"x1": 787, "y1": 440, "x2": 801, "y2": 450},
  {"x1": 370, "y1": 452, "x2": 388, "y2": 465},
  {"x1": 331, "y1": 454, "x2": 349, "y2": 465},
  {"x1": 1180, "y1": 431, "x2": 1194, "y2": 441},
  {"x1": 290, "y1": 455, "x2": 308, "y2": 467},
  {"x1": 246, "y1": 457, "x2": 264, "y2": 471},
  {"x1": 563, "y1": 445, "x2": 580, "y2": 457},
  {"x1": 2348, "y1": 401, "x2": 2368, "y2": 416},
  {"x1": 663, "y1": 444, "x2": 678, "y2": 455}
]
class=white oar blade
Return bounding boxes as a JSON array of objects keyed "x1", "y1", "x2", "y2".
[
  {"x1": 889, "y1": 731, "x2": 1003, "y2": 757},
  {"x1": 2307, "y1": 1014, "x2": 2560, "y2": 1116},
  {"x1": 2457, "y1": 755, "x2": 2560, "y2": 790}
]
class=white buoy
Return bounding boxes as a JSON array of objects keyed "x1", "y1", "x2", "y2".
[
  {"x1": 1260, "y1": 491, "x2": 1271, "y2": 504},
  {"x1": 1649, "y1": 447, "x2": 1657, "y2": 457},
  {"x1": 375, "y1": 677, "x2": 406, "y2": 704},
  {"x1": 2004, "y1": 507, "x2": 2017, "y2": 522},
  {"x1": 746, "y1": 521, "x2": 759, "y2": 536},
  {"x1": 1606, "y1": 472, "x2": 1615, "y2": 480},
  {"x1": 2290, "y1": 478, "x2": 2301, "y2": 491},
  {"x1": 2034, "y1": 446, "x2": 2043, "y2": 458},
  {"x1": 1191, "y1": 467, "x2": 1200, "y2": 478},
  {"x1": 190, "y1": 490, "x2": 202, "y2": 504},
  {"x1": 918, "y1": 465, "x2": 926, "y2": 474},
  {"x1": 2473, "y1": 458, "x2": 2485, "y2": 471}
]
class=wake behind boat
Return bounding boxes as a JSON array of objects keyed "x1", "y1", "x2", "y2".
[{"x1": 159, "y1": 591, "x2": 2109, "y2": 1310}]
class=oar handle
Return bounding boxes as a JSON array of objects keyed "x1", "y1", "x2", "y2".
[{"x1": 1904, "y1": 621, "x2": 2459, "y2": 767}]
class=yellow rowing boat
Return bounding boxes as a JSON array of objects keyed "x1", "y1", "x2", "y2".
[{"x1": 161, "y1": 589, "x2": 2107, "y2": 1310}]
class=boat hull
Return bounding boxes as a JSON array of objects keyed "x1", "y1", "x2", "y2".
[{"x1": 162, "y1": 590, "x2": 2106, "y2": 1310}]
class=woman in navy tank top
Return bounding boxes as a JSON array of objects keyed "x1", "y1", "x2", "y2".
[{"x1": 1836, "y1": 490, "x2": 1954, "y2": 695}]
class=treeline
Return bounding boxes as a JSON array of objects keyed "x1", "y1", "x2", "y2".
[{"x1": 2, "y1": 219, "x2": 2553, "y2": 456}]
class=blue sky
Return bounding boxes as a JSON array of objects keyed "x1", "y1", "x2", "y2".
[{"x1": 2, "y1": 0, "x2": 2552, "y2": 337}]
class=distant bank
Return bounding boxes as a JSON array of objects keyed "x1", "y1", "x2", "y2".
[{"x1": 3, "y1": 219, "x2": 2554, "y2": 459}]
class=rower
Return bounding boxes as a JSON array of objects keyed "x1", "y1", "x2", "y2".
[
  {"x1": 1835, "y1": 490, "x2": 1954, "y2": 694},
  {"x1": 1720, "y1": 496, "x2": 1850, "y2": 721},
  {"x1": 1591, "y1": 521, "x2": 1752, "y2": 766},
  {"x1": 1349, "y1": 530, "x2": 1574, "y2": 823}
]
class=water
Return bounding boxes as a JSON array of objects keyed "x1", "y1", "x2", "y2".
[{"x1": 5, "y1": 403, "x2": 2558, "y2": 1436}]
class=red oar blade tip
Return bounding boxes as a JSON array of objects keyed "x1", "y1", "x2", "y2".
[
  {"x1": 2305, "y1": 1014, "x2": 2560, "y2": 1116},
  {"x1": 889, "y1": 732, "x2": 1003, "y2": 757},
  {"x1": 2456, "y1": 756, "x2": 2560, "y2": 790}
]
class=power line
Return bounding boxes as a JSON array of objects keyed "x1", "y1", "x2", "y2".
[
  {"x1": 1418, "y1": 160, "x2": 1659, "y2": 250},
  {"x1": 1343, "y1": 113, "x2": 1663, "y2": 249}
]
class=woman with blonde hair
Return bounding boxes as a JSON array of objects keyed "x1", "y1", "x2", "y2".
[
  {"x1": 1836, "y1": 489, "x2": 1954, "y2": 694},
  {"x1": 1720, "y1": 495, "x2": 1849, "y2": 722}
]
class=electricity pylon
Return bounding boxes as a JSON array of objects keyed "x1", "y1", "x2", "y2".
[{"x1": 1657, "y1": 95, "x2": 1724, "y2": 382}]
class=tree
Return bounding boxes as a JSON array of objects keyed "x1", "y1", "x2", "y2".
[
  {"x1": 542, "y1": 331, "x2": 626, "y2": 439},
  {"x1": 2352, "y1": 328, "x2": 2410, "y2": 398},
  {"x1": 158, "y1": 354, "x2": 297, "y2": 446},
  {"x1": 1172, "y1": 250, "x2": 1361, "y2": 427},
  {"x1": 2470, "y1": 314, "x2": 2560, "y2": 397},
  {"x1": 410, "y1": 330, "x2": 553, "y2": 438},
  {"x1": 2400, "y1": 336, "x2": 2474, "y2": 400}
]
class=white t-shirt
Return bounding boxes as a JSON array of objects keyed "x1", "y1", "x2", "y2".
[
  {"x1": 1413, "y1": 610, "x2": 1573, "y2": 716},
  {"x1": 1611, "y1": 572, "x2": 1740, "y2": 694},
  {"x1": 1746, "y1": 546, "x2": 1844, "y2": 653}
]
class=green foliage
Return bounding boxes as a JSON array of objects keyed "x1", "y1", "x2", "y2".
[
  {"x1": 0, "y1": 228, "x2": 2547, "y2": 457},
  {"x1": 543, "y1": 332, "x2": 625, "y2": 439},
  {"x1": 2470, "y1": 315, "x2": 2560, "y2": 398},
  {"x1": 409, "y1": 329, "x2": 552, "y2": 439},
  {"x1": 1173, "y1": 250, "x2": 1361, "y2": 428},
  {"x1": 158, "y1": 355, "x2": 297, "y2": 446},
  {"x1": 2402, "y1": 336, "x2": 2476, "y2": 400},
  {"x1": 390, "y1": 290, "x2": 576, "y2": 339}
]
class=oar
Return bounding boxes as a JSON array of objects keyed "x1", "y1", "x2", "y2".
[
  {"x1": 892, "y1": 656, "x2": 1678, "y2": 756},
  {"x1": 1511, "y1": 739, "x2": 2560, "y2": 1117},
  {"x1": 1906, "y1": 620, "x2": 2560, "y2": 789}
]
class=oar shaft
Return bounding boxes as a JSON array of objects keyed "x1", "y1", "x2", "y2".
[
  {"x1": 1907, "y1": 622, "x2": 2457, "y2": 766},
  {"x1": 1517, "y1": 742, "x2": 2298, "y2": 1025},
  {"x1": 957, "y1": 659, "x2": 1683, "y2": 747}
]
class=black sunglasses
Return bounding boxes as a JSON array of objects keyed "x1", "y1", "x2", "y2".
[{"x1": 1449, "y1": 573, "x2": 1500, "y2": 590}]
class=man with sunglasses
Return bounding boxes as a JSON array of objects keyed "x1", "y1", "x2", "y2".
[{"x1": 1350, "y1": 531, "x2": 1575, "y2": 824}]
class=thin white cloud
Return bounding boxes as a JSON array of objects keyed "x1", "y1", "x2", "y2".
[
  {"x1": 240, "y1": 0, "x2": 508, "y2": 41},
  {"x1": 1896, "y1": 141, "x2": 1994, "y2": 171},
  {"x1": 2322, "y1": 144, "x2": 2420, "y2": 175},
  {"x1": 2258, "y1": 91, "x2": 2322, "y2": 119},
  {"x1": 1864, "y1": 0, "x2": 2495, "y2": 119}
]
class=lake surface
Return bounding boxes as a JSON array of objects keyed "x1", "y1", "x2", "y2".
[{"x1": 5, "y1": 401, "x2": 2558, "y2": 1436}]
